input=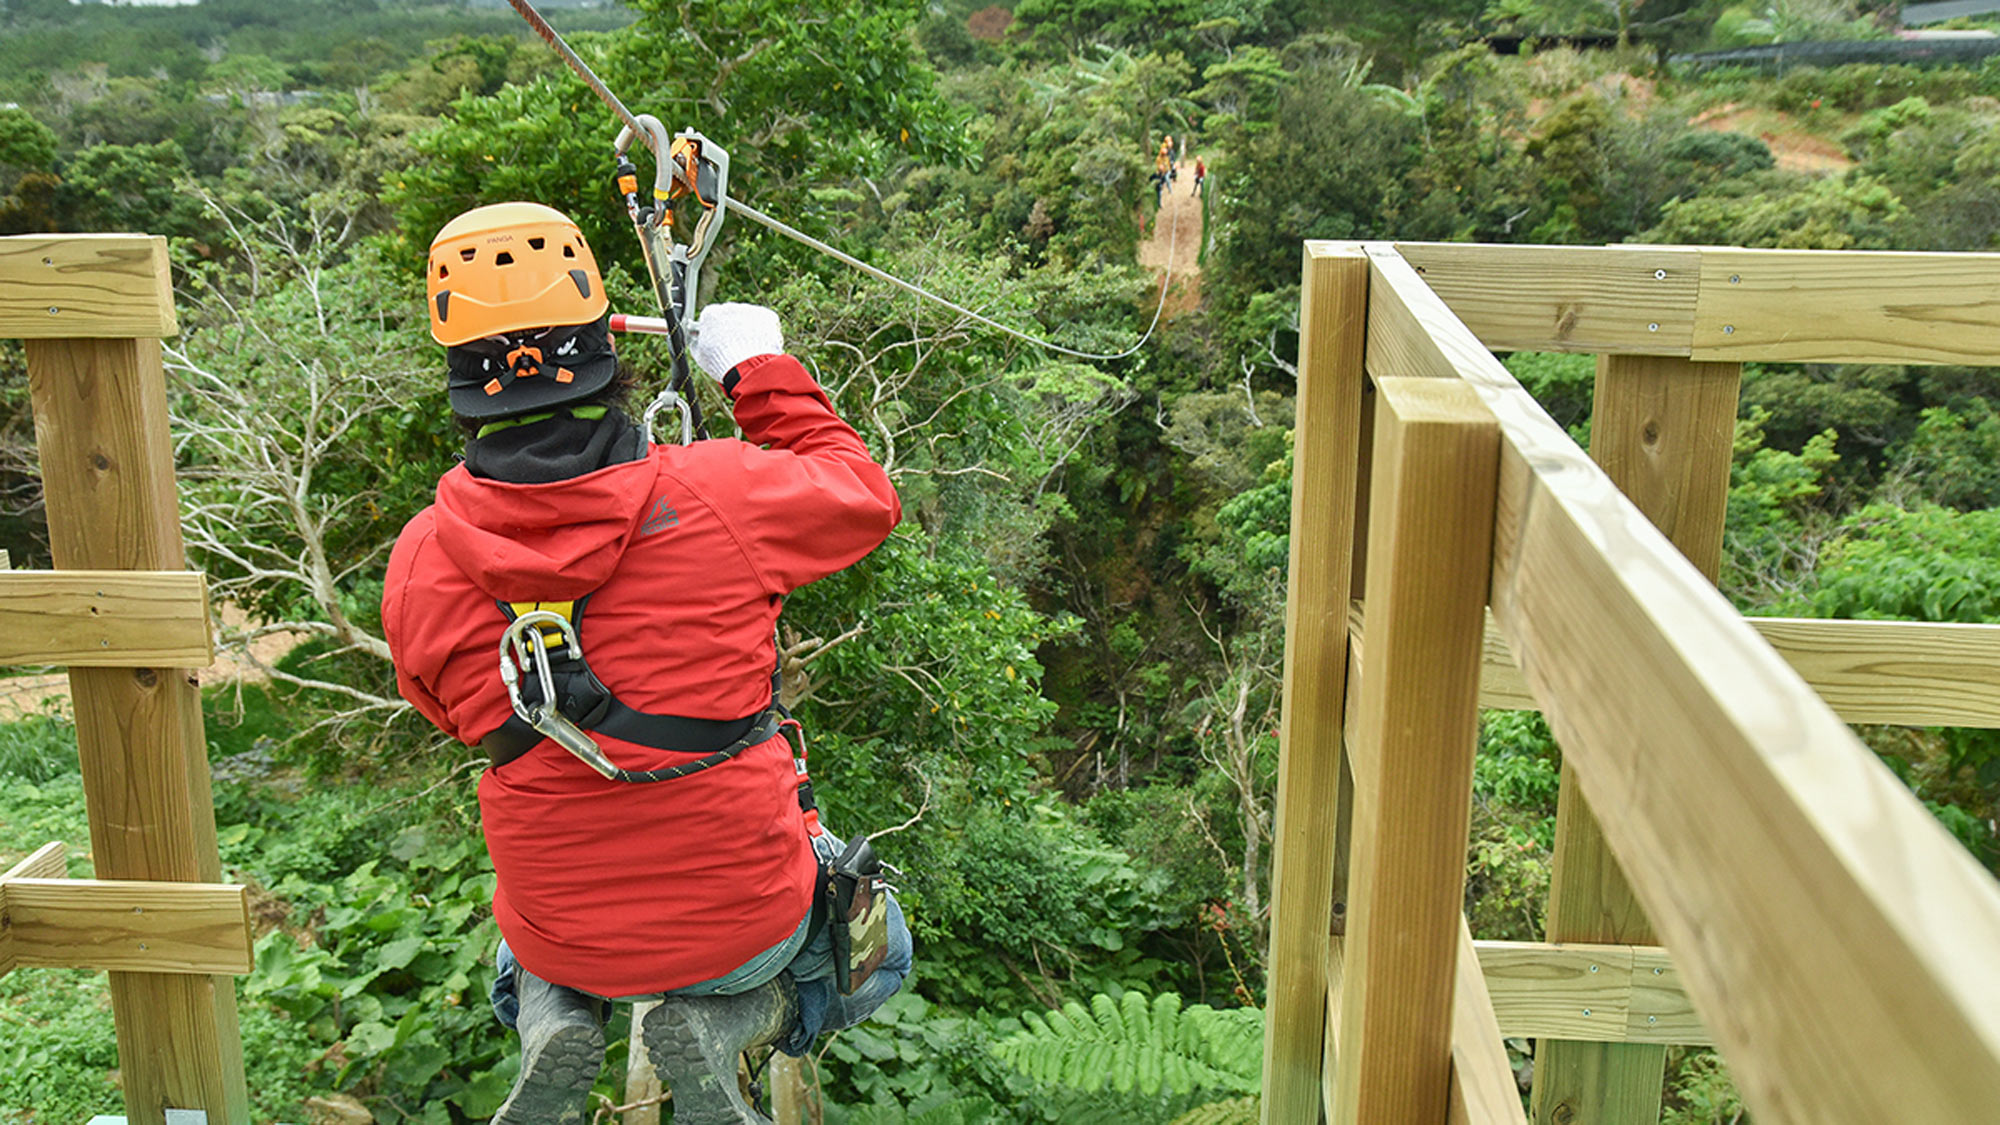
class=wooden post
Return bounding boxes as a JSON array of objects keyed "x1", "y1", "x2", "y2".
[
  {"x1": 1531, "y1": 354, "x2": 1739, "y2": 1125},
  {"x1": 1261, "y1": 242, "x2": 1370, "y2": 1125},
  {"x1": 25, "y1": 335, "x2": 250, "y2": 1125},
  {"x1": 1332, "y1": 377, "x2": 1498, "y2": 1125},
  {"x1": 769, "y1": 1054, "x2": 810, "y2": 1124}
]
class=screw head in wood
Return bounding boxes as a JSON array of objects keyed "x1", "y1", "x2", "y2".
[
  {"x1": 1730, "y1": 274, "x2": 1741, "y2": 283},
  {"x1": 1582, "y1": 1008, "x2": 1592, "y2": 1016},
  {"x1": 1654, "y1": 268, "x2": 1667, "y2": 280},
  {"x1": 1648, "y1": 323, "x2": 1659, "y2": 332},
  {"x1": 1723, "y1": 325, "x2": 1735, "y2": 334}
]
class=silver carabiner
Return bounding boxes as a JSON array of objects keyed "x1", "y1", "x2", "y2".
[
  {"x1": 496, "y1": 612, "x2": 624, "y2": 780},
  {"x1": 641, "y1": 386, "x2": 695, "y2": 447}
]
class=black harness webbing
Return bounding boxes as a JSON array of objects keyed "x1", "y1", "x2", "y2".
[{"x1": 485, "y1": 596, "x2": 784, "y2": 781}]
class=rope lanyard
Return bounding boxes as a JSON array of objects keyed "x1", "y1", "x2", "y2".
[{"x1": 506, "y1": 0, "x2": 1177, "y2": 363}]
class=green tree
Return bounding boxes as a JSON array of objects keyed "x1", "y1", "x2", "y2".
[
  {"x1": 0, "y1": 106, "x2": 56, "y2": 181},
  {"x1": 1646, "y1": 171, "x2": 1907, "y2": 249},
  {"x1": 390, "y1": 0, "x2": 970, "y2": 283},
  {"x1": 55, "y1": 140, "x2": 213, "y2": 239}
]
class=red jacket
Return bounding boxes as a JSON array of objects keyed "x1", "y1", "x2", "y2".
[{"x1": 383, "y1": 354, "x2": 900, "y2": 996}]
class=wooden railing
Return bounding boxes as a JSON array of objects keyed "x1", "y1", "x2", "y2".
[
  {"x1": 1261, "y1": 241, "x2": 2000, "y2": 1125},
  {"x1": 0, "y1": 234, "x2": 251, "y2": 1125}
]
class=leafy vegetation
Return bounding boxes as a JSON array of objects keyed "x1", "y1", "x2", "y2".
[{"x1": 3, "y1": 0, "x2": 2000, "y2": 1121}]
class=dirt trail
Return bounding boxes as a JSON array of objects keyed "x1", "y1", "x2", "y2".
[{"x1": 1137, "y1": 157, "x2": 1205, "y2": 315}]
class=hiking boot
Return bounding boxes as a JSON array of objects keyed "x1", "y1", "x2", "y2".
[
  {"x1": 642, "y1": 975, "x2": 800, "y2": 1125},
  {"x1": 493, "y1": 972, "x2": 606, "y2": 1125}
]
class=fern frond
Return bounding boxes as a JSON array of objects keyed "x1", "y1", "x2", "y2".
[{"x1": 991, "y1": 990, "x2": 1265, "y2": 1099}]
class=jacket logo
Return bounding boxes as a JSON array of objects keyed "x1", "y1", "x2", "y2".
[{"x1": 640, "y1": 496, "x2": 680, "y2": 536}]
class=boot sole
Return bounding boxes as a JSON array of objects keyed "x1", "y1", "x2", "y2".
[
  {"x1": 643, "y1": 999, "x2": 769, "y2": 1125},
  {"x1": 493, "y1": 1021, "x2": 602, "y2": 1125}
]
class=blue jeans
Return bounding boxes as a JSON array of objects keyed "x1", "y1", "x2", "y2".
[{"x1": 491, "y1": 835, "x2": 912, "y2": 1057}]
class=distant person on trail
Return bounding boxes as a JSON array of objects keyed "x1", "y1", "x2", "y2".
[
  {"x1": 1153, "y1": 139, "x2": 1172, "y2": 206},
  {"x1": 384, "y1": 201, "x2": 912, "y2": 1125},
  {"x1": 1193, "y1": 157, "x2": 1206, "y2": 197}
]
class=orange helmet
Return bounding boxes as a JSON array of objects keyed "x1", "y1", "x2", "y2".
[{"x1": 427, "y1": 202, "x2": 607, "y2": 346}]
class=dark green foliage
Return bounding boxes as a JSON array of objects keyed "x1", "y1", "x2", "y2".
[
  {"x1": 1646, "y1": 169, "x2": 1907, "y2": 248},
  {"x1": 1893, "y1": 404, "x2": 2000, "y2": 510},
  {"x1": 0, "y1": 106, "x2": 56, "y2": 179},
  {"x1": 1468, "y1": 712, "x2": 1559, "y2": 940},
  {"x1": 992, "y1": 990, "x2": 1261, "y2": 1097},
  {"x1": 1791, "y1": 503, "x2": 2000, "y2": 623},
  {"x1": 56, "y1": 140, "x2": 214, "y2": 240},
  {"x1": 390, "y1": 0, "x2": 970, "y2": 284},
  {"x1": 1503, "y1": 350, "x2": 1596, "y2": 442},
  {"x1": 905, "y1": 807, "x2": 1178, "y2": 1011}
]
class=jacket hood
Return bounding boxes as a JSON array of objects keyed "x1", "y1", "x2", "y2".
[{"x1": 431, "y1": 455, "x2": 656, "y2": 601}]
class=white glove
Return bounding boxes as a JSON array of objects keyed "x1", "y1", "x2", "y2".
[{"x1": 690, "y1": 303, "x2": 784, "y2": 382}]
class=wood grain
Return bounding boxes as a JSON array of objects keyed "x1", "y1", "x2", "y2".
[
  {"x1": 1368, "y1": 243, "x2": 2000, "y2": 1125},
  {"x1": 1333, "y1": 376, "x2": 1498, "y2": 1125},
  {"x1": 1693, "y1": 248, "x2": 2000, "y2": 365},
  {"x1": 1451, "y1": 921, "x2": 1531, "y2": 1125},
  {"x1": 1262, "y1": 243, "x2": 1371, "y2": 1125},
  {"x1": 1397, "y1": 242, "x2": 1699, "y2": 356},
  {"x1": 1536, "y1": 352, "x2": 1737, "y2": 1124},
  {"x1": 1476, "y1": 941, "x2": 1709, "y2": 1046},
  {"x1": 0, "y1": 570, "x2": 210, "y2": 667},
  {"x1": 27, "y1": 336, "x2": 248, "y2": 1124},
  {"x1": 1471, "y1": 614, "x2": 2000, "y2": 728},
  {"x1": 2, "y1": 840, "x2": 67, "y2": 881},
  {"x1": 0, "y1": 235, "x2": 176, "y2": 339},
  {"x1": 4, "y1": 878, "x2": 251, "y2": 974}
]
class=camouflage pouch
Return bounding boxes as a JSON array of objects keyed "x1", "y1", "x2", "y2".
[{"x1": 828, "y1": 833, "x2": 891, "y2": 996}]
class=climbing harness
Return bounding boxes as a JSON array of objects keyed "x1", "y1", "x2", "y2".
[
  {"x1": 491, "y1": 600, "x2": 782, "y2": 782},
  {"x1": 493, "y1": 598, "x2": 894, "y2": 994},
  {"x1": 505, "y1": 0, "x2": 1176, "y2": 365}
]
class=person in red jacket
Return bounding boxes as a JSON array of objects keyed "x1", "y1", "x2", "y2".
[{"x1": 383, "y1": 202, "x2": 911, "y2": 1124}]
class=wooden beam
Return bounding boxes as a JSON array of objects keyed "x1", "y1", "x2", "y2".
[
  {"x1": 28, "y1": 336, "x2": 248, "y2": 1125},
  {"x1": 1451, "y1": 922, "x2": 1531, "y2": 1125},
  {"x1": 0, "y1": 235, "x2": 177, "y2": 340},
  {"x1": 3, "y1": 878, "x2": 251, "y2": 975},
  {"x1": 1693, "y1": 248, "x2": 2000, "y2": 365},
  {"x1": 1476, "y1": 941, "x2": 1708, "y2": 1047},
  {"x1": 1333, "y1": 646, "x2": 1525, "y2": 1125},
  {"x1": 1332, "y1": 376, "x2": 1498, "y2": 1125},
  {"x1": 1535, "y1": 351, "x2": 1738, "y2": 1124},
  {"x1": 1262, "y1": 242, "x2": 1371, "y2": 1125},
  {"x1": 1472, "y1": 614, "x2": 2000, "y2": 729},
  {"x1": 1746, "y1": 617, "x2": 2000, "y2": 727},
  {"x1": 0, "y1": 570, "x2": 211, "y2": 668},
  {"x1": 1395, "y1": 243, "x2": 1699, "y2": 357},
  {"x1": 3, "y1": 840, "x2": 68, "y2": 881},
  {"x1": 1366, "y1": 242, "x2": 2000, "y2": 1125}
]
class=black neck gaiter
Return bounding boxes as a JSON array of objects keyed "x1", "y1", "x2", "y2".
[{"x1": 463, "y1": 408, "x2": 646, "y2": 484}]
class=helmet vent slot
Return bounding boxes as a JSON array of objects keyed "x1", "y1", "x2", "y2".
[
  {"x1": 528, "y1": 237, "x2": 545, "y2": 250},
  {"x1": 494, "y1": 251, "x2": 515, "y2": 266},
  {"x1": 437, "y1": 265, "x2": 448, "y2": 279},
  {"x1": 460, "y1": 248, "x2": 477, "y2": 262},
  {"x1": 563, "y1": 244, "x2": 577, "y2": 259}
]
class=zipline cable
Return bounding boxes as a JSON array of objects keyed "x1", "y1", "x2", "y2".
[{"x1": 506, "y1": 0, "x2": 1178, "y2": 362}]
